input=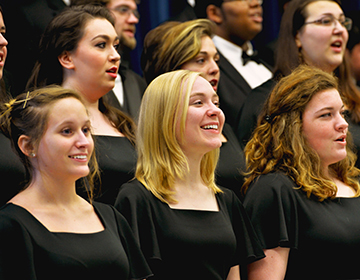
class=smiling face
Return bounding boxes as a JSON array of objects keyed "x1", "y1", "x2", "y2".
[
  {"x1": 35, "y1": 98, "x2": 94, "y2": 182},
  {"x1": 62, "y1": 18, "x2": 120, "y2": 101},
  {"x1": 0, "y1": 12, "x2": 8, "y2": 80},
  {"x1": 181, "y1": 36, "x2": 220, "y2": 92},
  {"x1": 107, "y1": 0, "x2": 138, "y2": 50},
  {"x1": 302, "y1": 88, "x2": 348, "y2": 170},
  {"x1": 176, "y1": 76, "x2": 225, "y2": 157},
  {"x1": 219, "y1": 0, "x2": 263, "y2": 45},
  {"x1": 296, "y1": 1, "x2": 348, "y2": 72}
]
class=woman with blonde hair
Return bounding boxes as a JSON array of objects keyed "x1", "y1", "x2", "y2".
[
  {"x1": 243, "y1": 64, "x2": 360, "y2": 279},
  {"x1": 115, "y1": 70, "x2": 264, "y2": 280},
  {"x1": 0, "y1": 86, "x2": 152, "y2": 279},
  {"x1": 141, "y1": 18, "x2": 246, "y2": 199}
]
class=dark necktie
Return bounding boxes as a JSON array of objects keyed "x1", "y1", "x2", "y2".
[{"x1": 242, "y1": 50, "x2": 261, "y2": 65}]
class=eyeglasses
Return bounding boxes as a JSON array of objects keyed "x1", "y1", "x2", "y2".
[
  {"x1": 111, "y1": 5, "x2": 140, "y2": 20},
  {"x1": 303, "y1": 15, "x2": 352, "y2": 31},
  {"x1": 223, "y1": 0, "x2": 263, "y2": 5}
]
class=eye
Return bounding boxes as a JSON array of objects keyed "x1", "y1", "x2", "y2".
[
  {"x1": 96, "y1": 42, "x2": 106, "y2": 49},
  {"x1": 61, "y1": 128, "x2": 73, "y2": 135},
  {"x1": 213, "y1": 100, "x2": 220, "y2": 107},
  {"x1": 341, "y1": 109, "x2": 350, "y2": 118},
  {"x1": 320, "y1": 16, "x2": 333, "y2": 25},
  {"x1": 320, "y1": 112, "x2": 332, "y2": 118},
  {"x1": 82, "y1": 126, "x2": 91, "y2": 135},
  {"x1": 196, "y1": 57, "x2": 205, "y2": 64}
]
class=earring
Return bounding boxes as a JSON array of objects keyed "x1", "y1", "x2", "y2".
[{"x1": 29, "y1": 152, "x2": 36, "y2": 158}]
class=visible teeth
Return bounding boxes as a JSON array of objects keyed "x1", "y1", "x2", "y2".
[
  {"x1": 71, "y1": 155, "x2": 87, "y2": 159},
  {"x1": 202, "y1": 125, "x2": 218, "y2": 130}
]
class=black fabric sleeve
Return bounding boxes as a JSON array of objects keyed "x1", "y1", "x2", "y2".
[
  {"x1": 109, "y1": 205, "x2": 153, "y2": 280},
  {"x1": 114, "y1": 181, "x2": 162, "y2": 262},
  {"x1": 243, "y1": 173, "x2": 299, "y2": 250},
  {"x1": 0, "y1": 213, "x2": 36, "y2": 279},
  {"x1": 220, "y1": 189, "x2": 265, "y2": 265}
]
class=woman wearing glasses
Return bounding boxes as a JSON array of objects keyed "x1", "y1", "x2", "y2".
[{"x1": 236, "y1": 0, "x2": 360, "y2": 154}]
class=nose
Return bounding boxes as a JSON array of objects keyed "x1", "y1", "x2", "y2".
[
  {"x1": 336, "y1": 113, "x2": 348, "y2": 132},
  {"x1": 127, "y1": 11, "x2": 139, "y2": 24},
  {"x1": 76, "y1": 130, "x2": 92, "y2": 149},
  {"x1": 208, "y1": 59, "x2": 219, "y2": 77},
  {"x1": 110, "y1": 46, "x2": 121, "y2": 63},
  {"x1": 207, "y1": 102, "x2": 223, "y2": 117},
  {"x1": 0, "y1": 33, "x2": 8, "y2": 46},
  {"x1": 333, "y1": 19, "x2": 347, "y2": 34}
]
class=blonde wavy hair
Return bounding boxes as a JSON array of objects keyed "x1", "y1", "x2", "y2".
[
  {"x1": 136, "y1": 70, "x2": 222, "y2": 203},
  {"x1": 243, "y1": 65, "x2": 360, "y2": 200}
]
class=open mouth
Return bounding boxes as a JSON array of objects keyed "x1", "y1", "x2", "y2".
[
  {"x1": 201, "y1": 124, "x2": 218, "y2": 130},
  {"x1": 69, "y1": 155, "x2": 87, "y2": 159},
  {"x1": 335, "y1": 136, "x2": 346, "y2": 142}
]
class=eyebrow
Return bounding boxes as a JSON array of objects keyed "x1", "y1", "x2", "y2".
[
  {"x1": 315, "y1": 104, "x2": 344, "y2": 114},
  {"x1": 190, "y1": 92, "x2": 219, "y2": 98},
  {"x1": 91, "y1": 34, "x2": 119, "y2": 42}
]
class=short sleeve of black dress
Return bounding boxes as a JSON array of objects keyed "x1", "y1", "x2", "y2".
[{"x1": 243, "y1": 172, "x2": 300, "y2": 249}]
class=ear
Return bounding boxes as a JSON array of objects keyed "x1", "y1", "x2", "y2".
[
  {"x1": 206, "y1": 4, "x2": 223, "y2": 24},
  {"x1": 295, "y1": 31, "x2": 302, "y2": 49},
  {"x1": 58, "y1": 51, "x2": 75, "y2": 70},
  {"x1": 18, "y1": 135, "x2": 35, "y2": 157}
]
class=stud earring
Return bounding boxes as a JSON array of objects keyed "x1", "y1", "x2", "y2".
[{"x1": 29, "y1": 152, "x2": 36, "y2": 158}]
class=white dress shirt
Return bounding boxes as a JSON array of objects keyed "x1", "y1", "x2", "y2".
[
  {"x1": 212, "y1": 35, "x2": 272, "y2": 89},
  {"x1": 112, "y1": 74, "x2": 124, "y2": 107}
]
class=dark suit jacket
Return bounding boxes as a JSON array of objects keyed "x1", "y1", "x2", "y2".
[
  {"x1": 216, "y1": 51, "x2": 252, "y2": 131},
  {"x1": 0, "y1": 0, "x2": 67, "y2": 95},
  {"x1": 105, "y1": 61, "x2": 147, "y2": 121}
]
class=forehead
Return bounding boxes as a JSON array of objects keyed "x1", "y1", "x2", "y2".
[
  {"x1": 304, "y1": 1, "x2": 343, "y2": 18},
  {"x1": 305, "y1": 88, "x2": 342, "y2": 111},
  {"x1": 190, "y1": 76, "x2": 217, "y2": 96},
  {"x1": 82, "y1": 18, "x2": 117, "y2": 38},
  {"x1": 47, "y1": 98, "x2": 88, "y2": 125},
  {"x1": 107, "y1": 0, "x2": 137, "y2": 8}
]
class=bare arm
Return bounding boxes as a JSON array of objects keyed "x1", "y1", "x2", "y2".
[
  {"x1": 227, "y1": 265, "x2": 240, "y2": 280},
  {"x1": 247, "y1": 247, "x2": 289, "y2": 280}
]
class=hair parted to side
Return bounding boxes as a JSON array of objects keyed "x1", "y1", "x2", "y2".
[
  {"x1": 274, "y1": 0, "x2": 360, "y2": 123},
  {"x1": 141, "y1": 19, "x2": 216, "y2": 84},
  {"x1": 243, "y1": 65, "x2": 360, "y2": 200},
  {"x1": 26, "y1": 4, "x2": 136, "y2": 144},
  {"x1": 136, "y1": 70, "x2": 222, "y2": 203},
  {"x1": 0, "y1": 86, "x2": 100, "y2": 201},
  {"x1": 27, "y1": 4, "x2": 115, "y2": 90}
]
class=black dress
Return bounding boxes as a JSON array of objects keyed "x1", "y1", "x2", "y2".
[
  {"x1": 92, "y1": 135, "x2": 137, "y2": 205},
  {"x1": 0, "y1": 202, "x2": 152, "y2": 280},
  {"x1": 0, "y1": 131, "x2": 26, "y2": 206},
  {"x1": 114, "y1": 179, "x2": 265, "y2": 280},
  {"x1": 217, "y1": 123, "x2": 246, "y2": 199},
  {"x1": 244, "y1": 172, "x2": 360, "y2": 280}
]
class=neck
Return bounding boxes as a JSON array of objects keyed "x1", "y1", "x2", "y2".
[
  {"x1": 26, "y1": 171, "x2": 80, "y2": 207},
  {"x1": 174, "y1": 153, "x2": 204, "y2": 190}
]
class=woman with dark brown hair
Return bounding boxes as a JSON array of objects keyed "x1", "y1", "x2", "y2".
[{"x1": 27, "y1": 5, "x2": 137, "y2": 204}]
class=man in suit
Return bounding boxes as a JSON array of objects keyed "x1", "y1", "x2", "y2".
[
  {"x1": 0, "y1": 0, "x2": 69, "y2": 96},
  {"x1": 72, "y1": 0, "x2": 146, "y2": 120},
  {"x1": 194, "y1": 0, "x2": 272, "y2": 130}
]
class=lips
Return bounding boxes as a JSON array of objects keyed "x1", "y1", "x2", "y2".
[
  {"x1": 335, "y1": 134, "x2": 346, "y2": 143},
  {"x1": 106, "y1": 66, "x2": 118, "y2": 78},
  {"x1": 250, "y1": 11, "x2": 263, "y2": 23},
  {"x1": 209, "y1": 79, "x2": 218, "y2": 91},
  {"x1": 69, "y1": 154, "x2": 88, "y2": 160},
  {"x1": 330, "y1": 40, "x2": 343, "y2": 53}
]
